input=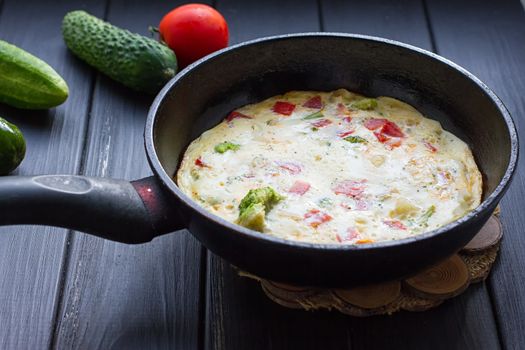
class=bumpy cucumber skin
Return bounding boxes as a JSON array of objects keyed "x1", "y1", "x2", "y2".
[
  {"x1": 0, "y1": 40, "x2": 69, "y2": 109},
  {"x1": 62, "y1": 11, "x2": 178, "y2": 94},
  {"x1": 0, "y1": 117, "x2": 25, "y2": 175}
]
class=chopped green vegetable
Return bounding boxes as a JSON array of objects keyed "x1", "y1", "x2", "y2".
[
  {"x1": 344, "y1": 135, "x2": 367, "y2": 144},
  {"x1": 214, "y1": 141, "x2": 240, "y2": 153},
  {"x1": 319, "y1": 197, "x2": 333, "y2": 208},
  {"x1": 311, "y1": 127, "x2": 319, "y2": 132},
  {"x1": 352, "y1": 98, "x2": 378, "y2": 110},
  {"x1": 420, "y1": 205, "x2": 436, "y2": 225},
  {"x1": 237, "y1": 203, "x2": 266, "y2": 231},
  {"x1": 303, "y1": 111, "x2": 324, "y2": 120},
  {"x1": 239, "y1": 187, "x2": 284, "y2": 213},
  {"x1": 237, "y1": 187, "x2": 284, "y2": 231}
]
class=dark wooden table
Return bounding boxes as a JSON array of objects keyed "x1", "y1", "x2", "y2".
[{"x1": 1, "y1": 0, "x2": 524, "y2": 349}]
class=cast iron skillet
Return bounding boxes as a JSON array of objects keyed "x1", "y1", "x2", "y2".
[{"x1": 0, "y1": 33, "x2": 518, "y2": 287}]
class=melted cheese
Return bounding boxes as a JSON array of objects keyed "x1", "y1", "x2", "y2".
[{"x1": 177, "y1": 89, "x2": 482, "y2": 245}]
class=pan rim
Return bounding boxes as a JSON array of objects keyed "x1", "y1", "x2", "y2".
[{"x1": 145, "y1": 32, "x2": 519, "y2": 252}]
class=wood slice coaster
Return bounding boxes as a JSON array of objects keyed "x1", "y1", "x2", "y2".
[{"x1": 240, "y1": 214, "x2": 503, "y2": 316}]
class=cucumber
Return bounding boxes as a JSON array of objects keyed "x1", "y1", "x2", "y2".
[
  {"x1": 62, "y1": 11, "x2": 178, "y2": 94},
  {"x1": 0, "y1": 117, "x2": 25, "y2": 175},
  {"x1": 0, "y1": 40, "x2": 69, "y2": 109}
]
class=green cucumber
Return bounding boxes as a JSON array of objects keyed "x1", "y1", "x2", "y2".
[
  {"x1": 0, "y1": 40, "x2": 69, "y2": 109},
  {"x1": 62, "y1": 10, "x2": 178, "y2": 94},
  {"x1": 0, "y1": 117, "x2": 25, "y2": 174}
]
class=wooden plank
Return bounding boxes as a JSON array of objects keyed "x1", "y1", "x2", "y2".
[
  {"x1": 53, "y1": 1, "x2": 205, "y2": 349},
  {"x1": 205, "y1": 0, "x2": 501, "y2": 349},
  {"x1": 321, "y1": 0, "x2": 432, "y2": 50},
  {"x1": 425, "y1": 0, "x2": 525, "y2": 348},
  {"x1": 218, "y1": 0, "x2": 320, "y2": 44},
  {"x1": 0, "y1": 0, "x2": 104, "y2": 348}
]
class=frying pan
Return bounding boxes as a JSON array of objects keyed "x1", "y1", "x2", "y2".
[{"x1": 0, "y1": 33, "x2": 518, "y2": 287}]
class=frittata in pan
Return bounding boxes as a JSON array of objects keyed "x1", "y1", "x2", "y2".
[{"x1": 177, "y1": 89, "x2": 482, "y2": 245}]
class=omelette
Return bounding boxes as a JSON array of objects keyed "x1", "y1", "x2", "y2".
[{"x1": 177, "y1": 89, "x2": 482, "y2": 245}]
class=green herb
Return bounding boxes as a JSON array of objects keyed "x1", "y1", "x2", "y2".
[
  {"x1": 214, "y1": 141, "x2": 240, "y2": 153},
  {"x1": 351, "y1": 98, "x2": 378, "y2": 110},
  {"x1": 319, "y1": 198, "x2": 333, "y2": 208},
  {"x1": 344, "y1": 135, "x2": 367, "y2": 143},
  {"x1": 303, "y1": 111, "x2": 324, "y2": 120},
  {"x1": 311, "y1": 127, "x2": 319, "y2": 132}
]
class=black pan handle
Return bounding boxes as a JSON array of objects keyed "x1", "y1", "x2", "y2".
[{"x1": 0, "y1": 175, "x2": 185, "y2": 243}]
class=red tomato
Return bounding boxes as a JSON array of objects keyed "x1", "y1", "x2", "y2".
[
  {"x1": 159, "y1": 4, "x2": 229, "y2": 68},
  {"x1": 288, "y1": 180, "x2": 311, "y2": 195},
  {"x1": 383, "y1": 220, "x2": 407, "y2": 230},
  {"x1": 276, "y1": 161, "x2": 302, "y2": 174},
  {"x1": 302, "y1": 96, "x2": 323, "y2": 109},
  {"x1": 333, "y1": 179, "x2": 367, "y2": 198},
  {"x1": 225, "y1": 111, "x2": 251, "y2": 122},
  {"x1": 364, "y1": 118, "x2": 388, "y2": 130},
  {"x1": 272, "y1": 101, "x2": 296, "y2": 115},
  {"x1": 311, "y1": 119, "x2": 332, "y2": 128},
  {"x1": 304, "y1": 209, "x2": 332, "y2": 228},
  {"x1": 338, "y1": 130, "x2": 355, "y2": 138},
  {"x1": 381, "y1": 121, "x2": 405, "y2": 137}
]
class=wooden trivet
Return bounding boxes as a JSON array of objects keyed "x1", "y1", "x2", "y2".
[{"x1": 240, "y1": 213, "x2": 502, "y2": 316}]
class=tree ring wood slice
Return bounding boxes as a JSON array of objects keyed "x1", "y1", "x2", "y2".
[
  {"x1": 462, "y1": 216, "x2": 503, "y2": 254},
  {"x1": 261, "y1": 280, "x2": 317, "y2": 301},
  {"x1": 333, "y1": 281, "x2": 401, "y2": 309},
  {"x1": 404, "y1": 255, "x2": 470, "y2": 300},
  {"x1": 261, "y1": 283, "x2": 303, "y2": 309}
]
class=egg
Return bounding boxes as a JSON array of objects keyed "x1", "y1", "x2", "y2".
[{"x1": 177, "y1": 89, "x2": 482, "y2": 245}]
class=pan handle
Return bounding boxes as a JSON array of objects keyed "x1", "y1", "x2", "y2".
[{"x1": 0, "y1": 175, "x2": 185, "y2": 243}]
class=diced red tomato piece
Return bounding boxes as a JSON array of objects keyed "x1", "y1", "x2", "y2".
[
  {"x1": 364, "y1": 118, "x2": 388, "y2": 130},
  {"x1": 272, "y1": 101, "x2": 296, "y2": 116},
  {"x1": 225, "y1": 111, "x2": 252, "y2": 122},
  {"x1": 304, "y1": 209, "x2": 332, "y2": 228},
  {"x1": 333, "y1": 180, "x2": 367, "y2": 198},
  {"x1": 311, "y1": 119, "x2": 332, "y2": 128},
  {"x1": 338, "y1": 130, "x2": 355, "y2": 138},
  {"x1": 343, "y1": 116, "x2": 352, "y2": 123},
  {"x1": 303, "y1": 96, "x2": 323, "y2": 109},
  {"x1": 194, "y1": 157, "x2": 209, "y2": 168},
  {"x1": 336, "y1": 227, "x2": 360, "y2": 243},
  {"x1": 383, "y1": 220, "x2": 407, "y2": 230},
  {"x1": 424, "y1": 142, "x2": 438, "y2": 153},
  {"x1": 381, "y1": 121, "x2": 405, "y2": 137},
  {"x1": 288, "y1": 180, "x2": 310, "y2": 195},
  {"x1": 385, "y1": 138, "x2": 402, "y2": 149},
  {"x1": 373, "y1": 130, "x2": 390, "y2": 143},
  {"x1": 276, "y1": 161, "x2": 302, "y2": 174}
]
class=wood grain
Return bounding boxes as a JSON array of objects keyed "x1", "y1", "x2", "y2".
[
  {"x1": 404, "y1": 255, "x2": 470, "y2": 299},
  {"x1": 320, "y1": 0, "x2": 433, "y2": 50},
  {"x1": 52, "y1": 1, "x2": 205, "y2": 349},
  {"x1": 425, "y1": 0, "x2": 525, "y2": 348},
  {"x1": 205, "y1": 0, "x2": 501, "y2": 349},
  {"x1": 0, "y1": 0, "x2": 104, "y2": 348}
]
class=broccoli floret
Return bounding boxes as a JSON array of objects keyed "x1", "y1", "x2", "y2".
[
  {"x1": 237, "y1": 203, "x2": 266, "y2": 232},
  {"x1": 237, "y1": 187, "x2": 284, "y2": 231}
]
